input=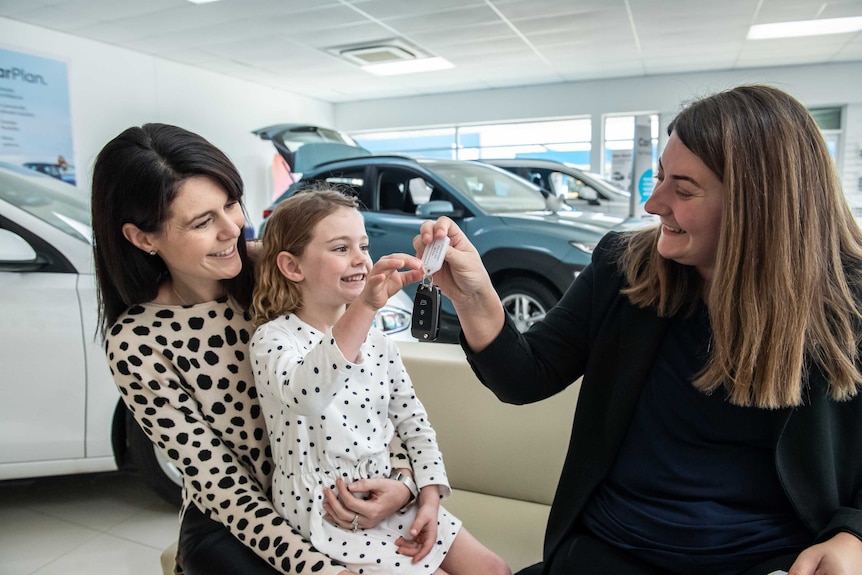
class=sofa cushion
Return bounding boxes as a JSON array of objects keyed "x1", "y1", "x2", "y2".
[
  {"x1": 444, "y1": 488, "x2": 549, "y2": 571},
  {"x1": 398, "y1": 341, "x2": 579, "y2": 505}
]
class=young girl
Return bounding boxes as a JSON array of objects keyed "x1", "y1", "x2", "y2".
[{"x1": 249, "y1": 187, "x2": 510, "y2": 575}]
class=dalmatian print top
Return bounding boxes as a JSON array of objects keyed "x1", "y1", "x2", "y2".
[{"x1": 106, "y1": 297, "x2": 369, "y2": 575}]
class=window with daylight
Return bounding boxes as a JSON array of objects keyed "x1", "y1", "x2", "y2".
[
  {"x1": 352, "y1": 118, "x2": 592, "y2": 166},
  {"x1": 353, "y1": 128, "x2": 457, "y2": 159},
  {"x1": 809, "y1": 106, "x2": 843, "y2": 161}
]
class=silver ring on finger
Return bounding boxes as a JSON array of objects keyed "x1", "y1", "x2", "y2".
[{"x1": 351, "y1": 513, "x2": 359, "y2": 533}]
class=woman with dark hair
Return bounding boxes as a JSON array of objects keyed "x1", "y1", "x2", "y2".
[
  {"x1": 415, "y1": 85, "x2": 862, "y2": 575},
  {"x1": 92, "y1": 123, "x2": 415, "y2": 575}
]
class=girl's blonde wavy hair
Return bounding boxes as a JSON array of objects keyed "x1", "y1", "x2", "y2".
[
  {"x1": 621, "y1": 84, "x2": 862, "y2": 408},
  {"x1": 250, "y1": 184, "x2": 359, "y2": 327}
]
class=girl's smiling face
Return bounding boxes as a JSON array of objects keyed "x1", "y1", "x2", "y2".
[
  {"x1": 645, "y1": 132, "x2": 725, "y2": 282},
  {"x1": 291, "y1": 206, "x2": 372, "y2": 313}
]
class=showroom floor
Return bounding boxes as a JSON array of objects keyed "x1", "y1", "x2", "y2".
[{"x1": 0, "y1": 471, "x2": 178, "y2": 575}]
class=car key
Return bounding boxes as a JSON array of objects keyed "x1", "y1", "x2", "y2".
[{"x1": 411, "y1": 282, "x2": 441, "y2": 341}]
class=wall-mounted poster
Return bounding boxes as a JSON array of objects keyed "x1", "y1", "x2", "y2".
[{"x1": 0, "y1": 47, "x2": 75, "y2": 185}]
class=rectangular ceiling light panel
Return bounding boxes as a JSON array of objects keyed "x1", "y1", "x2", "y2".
[{"x1": 748, "y1": 16, "x2": 862, "y2": 39}]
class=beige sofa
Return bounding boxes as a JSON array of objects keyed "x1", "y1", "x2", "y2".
[
  {"x1": 398, "y1": 341, "x2": 578, "y2": 572},
  {"x1": 161, "y1": 341, "x2": 579, "y2": 574}
]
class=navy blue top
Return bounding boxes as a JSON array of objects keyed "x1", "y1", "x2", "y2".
[{"x1": 581, "y1": 304, "x2": 810, "y2": 574}]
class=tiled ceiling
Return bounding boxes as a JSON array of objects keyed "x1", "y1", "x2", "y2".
[{"x1": 1, "y1": 0, "x2": 861, "y2": 103}]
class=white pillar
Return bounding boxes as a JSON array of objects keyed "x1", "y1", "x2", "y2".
[{"x1": 629, "y1": 115, "x2": 656, "y2": 221}]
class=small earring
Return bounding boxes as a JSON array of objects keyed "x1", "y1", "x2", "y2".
[{"x1": 148, "y1": 250, "x2": 156, "y2": 256}]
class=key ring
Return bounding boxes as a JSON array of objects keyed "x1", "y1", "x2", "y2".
[{"x1": 421, "y1": 273, "x2": 434, "y2": 288}]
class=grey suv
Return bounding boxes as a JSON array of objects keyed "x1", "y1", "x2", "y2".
[{"x1": 260, "y1": 155, "x2": 617, "y2": 343}]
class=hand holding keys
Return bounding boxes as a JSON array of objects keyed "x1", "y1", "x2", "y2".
[{"x1": 411, "y1": 237, "x2": 449, "y2": 341}]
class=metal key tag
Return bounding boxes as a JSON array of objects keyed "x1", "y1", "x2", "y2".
[{"x1": 411, "y1": 282, "x2": 441, "y2": 341}]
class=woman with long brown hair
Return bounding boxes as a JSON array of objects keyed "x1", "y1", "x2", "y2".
[{"x1": 417, "y1": 85, "x2": 862, "y2": 575}]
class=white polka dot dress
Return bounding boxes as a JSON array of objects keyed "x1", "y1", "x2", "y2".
[{"x1": 250, "y1": 315, "x2": 461, "y2": 574}]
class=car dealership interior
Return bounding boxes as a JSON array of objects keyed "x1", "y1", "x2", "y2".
[{"x1": 2, "y1": 1, "x2": 862, "y2": 574}]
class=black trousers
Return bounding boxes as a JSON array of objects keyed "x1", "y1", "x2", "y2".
[
  {"x1": 516, "y1": 533, "x2": 798, "y2": 575},
  {"x1": 178, "y1": 504, "x2": 279, "y2": 575}
]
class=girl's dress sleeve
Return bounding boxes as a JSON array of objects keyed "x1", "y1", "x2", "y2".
[
  {"x1": 250, "y1": 322, "x2": 358, "y2": 416},
  {"x1": 106, "y1": 319, "x2": 346, "y2": 575}
]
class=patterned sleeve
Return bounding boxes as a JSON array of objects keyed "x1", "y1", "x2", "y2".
[
  {"x1": 106, "y1": 318, "x2": 345, "y2": 575},
  {"x1": 389, "y1": 434, "x2": 411, "y2": 471},
  {"x1": 384, "y1": 338, "x2": 451, "y2": 497},
  {"x1": 250, "y1": 322, "x2": 357, "y2": 416}
]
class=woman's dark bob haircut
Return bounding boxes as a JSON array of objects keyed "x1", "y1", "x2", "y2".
[{"x1": 91, "y1": 123, "x2": 254, "y2": 337}]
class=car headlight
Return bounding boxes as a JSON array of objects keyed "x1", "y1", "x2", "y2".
[
  {"x1": 373, "y1": 306, "x2": 411, "y2": 335},
  {"x1": 569, "y1": 240, "x2": 596, "y2": 254}
]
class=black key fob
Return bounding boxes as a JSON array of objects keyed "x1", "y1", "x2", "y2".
[{"x1": 411, "y1": 283, "x2": 441, "y2": 341}]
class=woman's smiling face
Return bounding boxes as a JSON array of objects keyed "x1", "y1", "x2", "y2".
[
  {"x1": 149, "y1": 176, "x2": 244, "y2": 290},
  {"x1": 644, "y1": 132, "x2": 725, "y2": 282}
]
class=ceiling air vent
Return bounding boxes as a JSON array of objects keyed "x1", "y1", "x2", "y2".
[
  {"x1": 341, "y1": 45, "x2": 415, "y2": 65},
  {"x1": 329, "y1": 39, "x2": 425, "y2": 67}
]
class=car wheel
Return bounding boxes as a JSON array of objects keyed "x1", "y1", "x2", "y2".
[
  {"x1": 126, "y1": 413, "x2": 183, "y2": 507},
  {"x1": 497, "y1": 277, "x2": 558, "y2": 332}
]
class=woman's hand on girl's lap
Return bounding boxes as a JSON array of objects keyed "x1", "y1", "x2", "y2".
[
  {"x1": 787, "y1": 531, "x2": 862, "y2": 575},
  {"x1": 322, "y1": 477, "x2": 411, "y2": 529}
]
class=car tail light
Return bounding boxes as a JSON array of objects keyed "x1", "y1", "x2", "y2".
[{"x1": 262, "y1": 208, "x2": 272, "y2": 218}]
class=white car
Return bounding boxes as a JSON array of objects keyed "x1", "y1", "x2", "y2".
[
  {"x1": 0, "y1": 162, "x2": 413, "y2": 506},
  {"x1": 481, "y1": 158, "x2": 633, "y2": 216}
]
